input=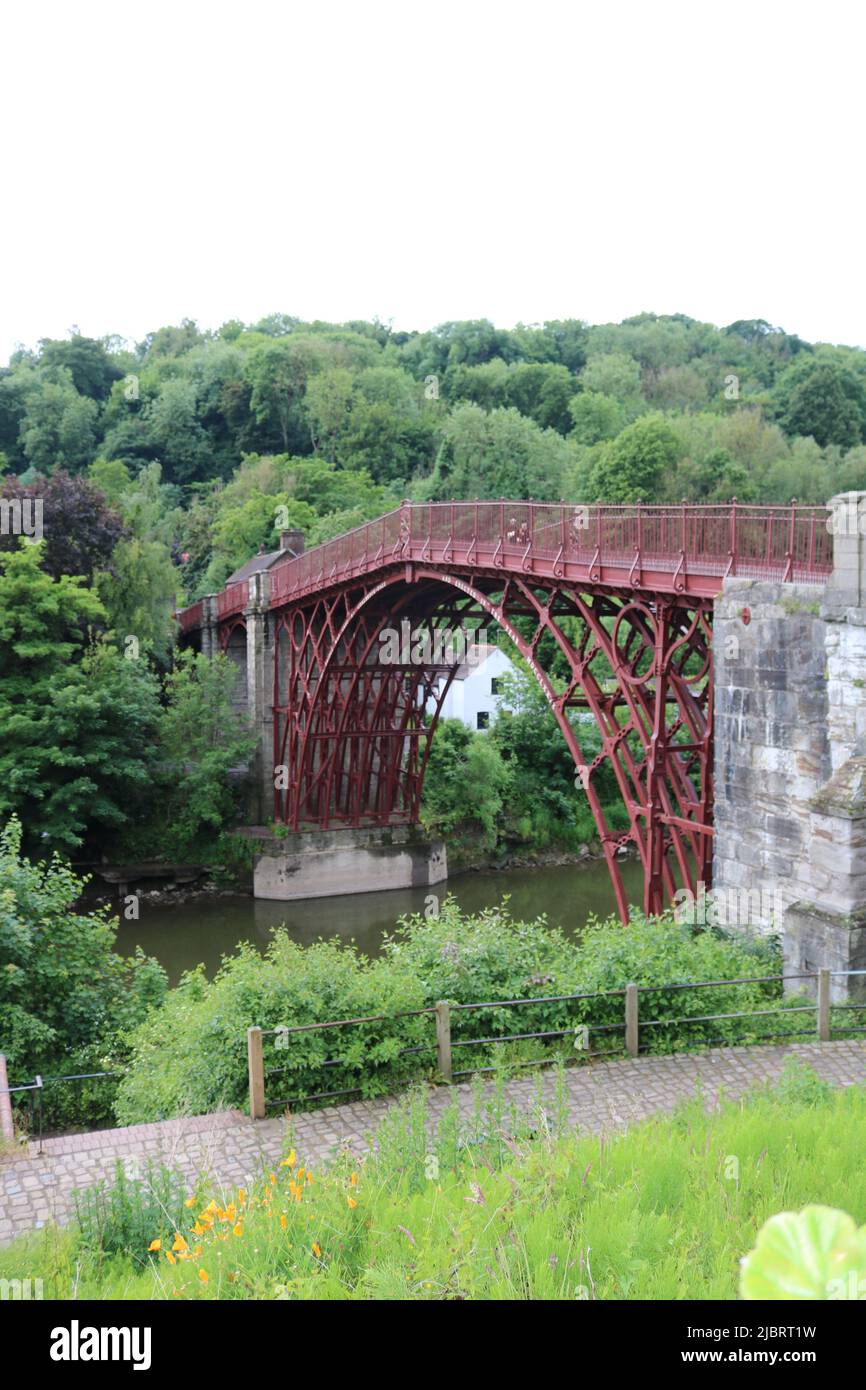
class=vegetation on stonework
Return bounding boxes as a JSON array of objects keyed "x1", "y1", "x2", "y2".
[
  {"x1": 114, "y1": 897, "x2": 806, "y2": 1125},
  {"x1": 5, "y1": 1064, "x2": 866, "y2": 1301},
  {"x1": 0, "y1": 818, "x2": 166, "y2": 1130}
]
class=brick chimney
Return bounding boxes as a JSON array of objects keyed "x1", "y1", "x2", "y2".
[{"x1": 279, "y1": 529, "x2": 305, "y2": 556}]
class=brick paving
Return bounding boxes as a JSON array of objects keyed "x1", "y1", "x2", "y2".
[{"x1": 1, "y1": 1040, "x2": 864, "y2": 1244}]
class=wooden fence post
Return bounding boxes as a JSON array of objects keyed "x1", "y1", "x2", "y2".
[
  {"x1": 0, "y1": 1055, "x2": 15, "y2": 1143},
  {"x1": 247, "y1": 1027, "x2": 266, "y2": 1120},
  {"x1": 435, "y1": 1001, "x2": 452, "y2": 1083},
  {"x1": 625, "y1": 984, "x2": 639, "y2": 1058},
  {"x1": 817, "y1": 969, "x2": 831, "y2": 1042}
]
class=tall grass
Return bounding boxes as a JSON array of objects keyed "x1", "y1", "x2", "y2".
[{"x1": 5, "y1": 1061, "x2": 866, "y2": 1301}]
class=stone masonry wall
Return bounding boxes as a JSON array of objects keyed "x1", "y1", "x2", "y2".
[{"x1": 712, "y1": 580, "x2": 830, "y2": 930}]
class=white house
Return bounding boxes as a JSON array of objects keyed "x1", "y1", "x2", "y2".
[{"x1": 427, "y1": 644, "x2": 517, "y2": 731}]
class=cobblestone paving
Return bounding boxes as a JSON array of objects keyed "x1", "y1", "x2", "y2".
[{"x1": 2, "y1": 1040, "x2": 864, "y2": 1244}]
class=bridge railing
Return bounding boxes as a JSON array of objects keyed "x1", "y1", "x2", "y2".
[
  {"x1": 176, "y1": 598, "x2": 204, "y2": 634},
  {"x1": 216, "y1": 579, "x2": 249, "y2": 621},
  {"x1": 266, "y1": 500, "x2": 832, "y2": 606}
]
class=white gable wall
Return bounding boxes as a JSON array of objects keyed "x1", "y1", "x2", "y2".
[{"x1": 427, "y1": 647, "x2": 517, "y2": 730}]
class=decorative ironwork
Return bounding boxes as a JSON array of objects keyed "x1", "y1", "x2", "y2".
[{"x1": 175, "y1": 499, "x2": 833, "y2": 920}]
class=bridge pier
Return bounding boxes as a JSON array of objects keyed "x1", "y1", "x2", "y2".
[{"x1": 713, "y1": 492, "x2": 866, "y2": 1000}]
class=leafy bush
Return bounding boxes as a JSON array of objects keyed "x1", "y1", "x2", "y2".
[
  {"x1": 116, "y1": 897, "x2": 807, "y2": 1123},
  {"x1": 0, "y1": 817, "x2": 166, "y2": 1129},
  {"x1": 114, "y1": 937, "x2": 430, "y2": 1124}
]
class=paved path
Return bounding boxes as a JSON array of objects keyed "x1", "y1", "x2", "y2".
[{"x1": 2, "y1": 1040, "x2": 865, "y2": 1244}]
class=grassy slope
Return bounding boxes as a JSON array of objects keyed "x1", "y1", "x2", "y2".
[{"x1": 4, "y1": 1062, "x2": 865, "y2": 1301}]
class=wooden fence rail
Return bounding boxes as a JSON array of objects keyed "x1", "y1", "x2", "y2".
[{"x1": 244, "y1": 967, "x2": 855, "y2": 1120}]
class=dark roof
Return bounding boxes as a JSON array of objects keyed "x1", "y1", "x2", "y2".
[{"x1": 226, "y1": 546, "x2": 299, "y2": 585}]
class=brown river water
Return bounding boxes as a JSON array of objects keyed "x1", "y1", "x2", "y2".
[{"x1": 112, "y1": 858, "x2": 645, "y2": 984}]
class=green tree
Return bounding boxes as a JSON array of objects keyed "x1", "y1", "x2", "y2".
[
  {"x1": 18, "y1": 377, "x2": 99, "y2": 472},
  {"x1": 569, "y1": 390, "x2": 625, "y2": 445},
  {"x1": 97, "y1": 536, "x2": 178, "y2": 665},
  {"x1": 420, "y1": 718, "x2": 511, "y2": 847},
  {"x1": 155, "y1": 650, "x2": 258, "y2": 851},
  {"x1": 780, "y1": 361, "x2": 864, "y2": 448},
  {"x1": 429, "y1": 404, "x2": 574, "y2": 500},
  {"x1": 588, "y1": 414, "x2": 682, "y2": 501}
]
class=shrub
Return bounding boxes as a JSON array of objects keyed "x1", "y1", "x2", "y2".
[
  {"x1": 116, "y1": 898, "x2": 809, "y2": 1124},
  {"x1": 0, "y1": 817, "x2": 166, "y2": 1130}
]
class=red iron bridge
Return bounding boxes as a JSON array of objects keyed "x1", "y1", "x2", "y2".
[{"x1": 177, "y1": 500, "x2": 833, "y2": 919}]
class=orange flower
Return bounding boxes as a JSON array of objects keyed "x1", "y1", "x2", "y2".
[
  {"x1": 280, "y1": 1213, "x2": 288, "y2": 1230},
  {"x1": 148, "y1": 1239, "x2": 161, "y2": 1252},
  {"x1": 198, "y1": 1268, "x2": 209, "y2": 1284},
  {"x1": 233, "y1": 1222, "x2": 244, "y2": 1237},
  {"x1": 347, "y1": 1196, "x2": 357, "y2": 1209},
  {"x1": 312, "y1": 1242, "x2": 322, "y2": 1259},
  {"x1": 350, "y1": 1172, "x2": 357, "y2": 1187},
  {"x1": 166, "y1": 1251, "x2": 177, "y2": 1265},
  {"x1": 238, "y1": 1188, "x2": 247, "y2": 1207},
  {"x1": 172, "y1": 1234, "x2": 188, "y2": 1253}
]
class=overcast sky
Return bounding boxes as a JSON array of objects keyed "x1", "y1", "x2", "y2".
[{"x1": 2, "y1": 0, "x2": 863, "y2": 362}]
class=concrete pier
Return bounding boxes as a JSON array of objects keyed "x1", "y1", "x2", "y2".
[{"x1": 249, "y1": 824, "x2": 448, "y2": 901}]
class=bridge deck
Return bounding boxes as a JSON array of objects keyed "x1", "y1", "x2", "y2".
[{"x1": 178, "y1": 501, "x2": 833, "y2": 630}]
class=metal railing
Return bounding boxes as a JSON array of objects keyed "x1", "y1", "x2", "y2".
[
  {"x1": 176, "y1": 499, "x2": 834, "y2": 630},
  {"x1": 246, "y1": 966, "x2": 866, "y2": 1117},
  {"x1": 216, "y1": 580, "x2": 248, "y2": 620},
  {"x1": 0, "y1": 1069, "x2": 119, "y2": 1151}
]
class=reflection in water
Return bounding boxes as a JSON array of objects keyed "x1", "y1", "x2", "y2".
[{"x1": 113, "y1": 858, "x2": 646, "y2": 985}]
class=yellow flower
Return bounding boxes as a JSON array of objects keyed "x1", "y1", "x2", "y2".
[
  {"x1": 148, "y1": 1239, "x2": 161, "y2": 1252},
  {"x1": 347, "y1": 1196, "x2": 357, "y2": 1209},
  {"x1": 184, "y1": 1196, "x2": 196, "y2": 1208},
  {"x1": 312, "y1": 1242, "x2": 322, "y2": 1259},
  {"x1": 172, "y1": 1234, "x2": 188, "y2": 1253},
  {"x1": 283, "y1": 1149, "x2": 296, "y2": 1167},
  {"x1": 194, "y1": 1245, "x2": 202, "y2": 1257},
  {"x1": 198, "y1": 1268, "x2": 209, "y2": 1284},
  {"x1": 233, "y1": 1222, "x2": 244, "y2": 1237},
  {"x1": 191, "y1": 1222, "x2": 206, "y2": 1237},
  {"x1": 166, "y1": 1251, "x2": 177, "y2": 1265}
]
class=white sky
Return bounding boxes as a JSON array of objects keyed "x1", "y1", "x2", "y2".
[{"x1": 2, "y1": 0, "x2": 864, "y2": 363}]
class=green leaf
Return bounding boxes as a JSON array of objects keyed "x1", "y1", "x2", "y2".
[{"x1": 740, "y1": 1206, "x2": 866, "y2": 1300}]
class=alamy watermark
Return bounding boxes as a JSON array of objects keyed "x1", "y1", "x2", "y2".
[
  {"x1": 673, "y1": 882, "x2": 784, "y2": 929},
  {"x1": 378, "y1": 620, "x2": 489, "y2": 667},
  {"x1": 0, "y1": 497, "x2": 43, "y2": 544}
]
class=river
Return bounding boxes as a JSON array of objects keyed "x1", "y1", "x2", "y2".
[{"x1": 113, "y1": 857, "x2": 645, "y2": 984}]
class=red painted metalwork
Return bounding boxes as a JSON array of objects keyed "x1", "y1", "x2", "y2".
[
  {"x1": 175, "y1": 499, "x2": 832, "y2": 921},
  {"x1": 217, "y1": 580, "x2": 249, "y2": 620},
  {"x1": 177, "y1": 599, "x2": 204, "y2": 634}
]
